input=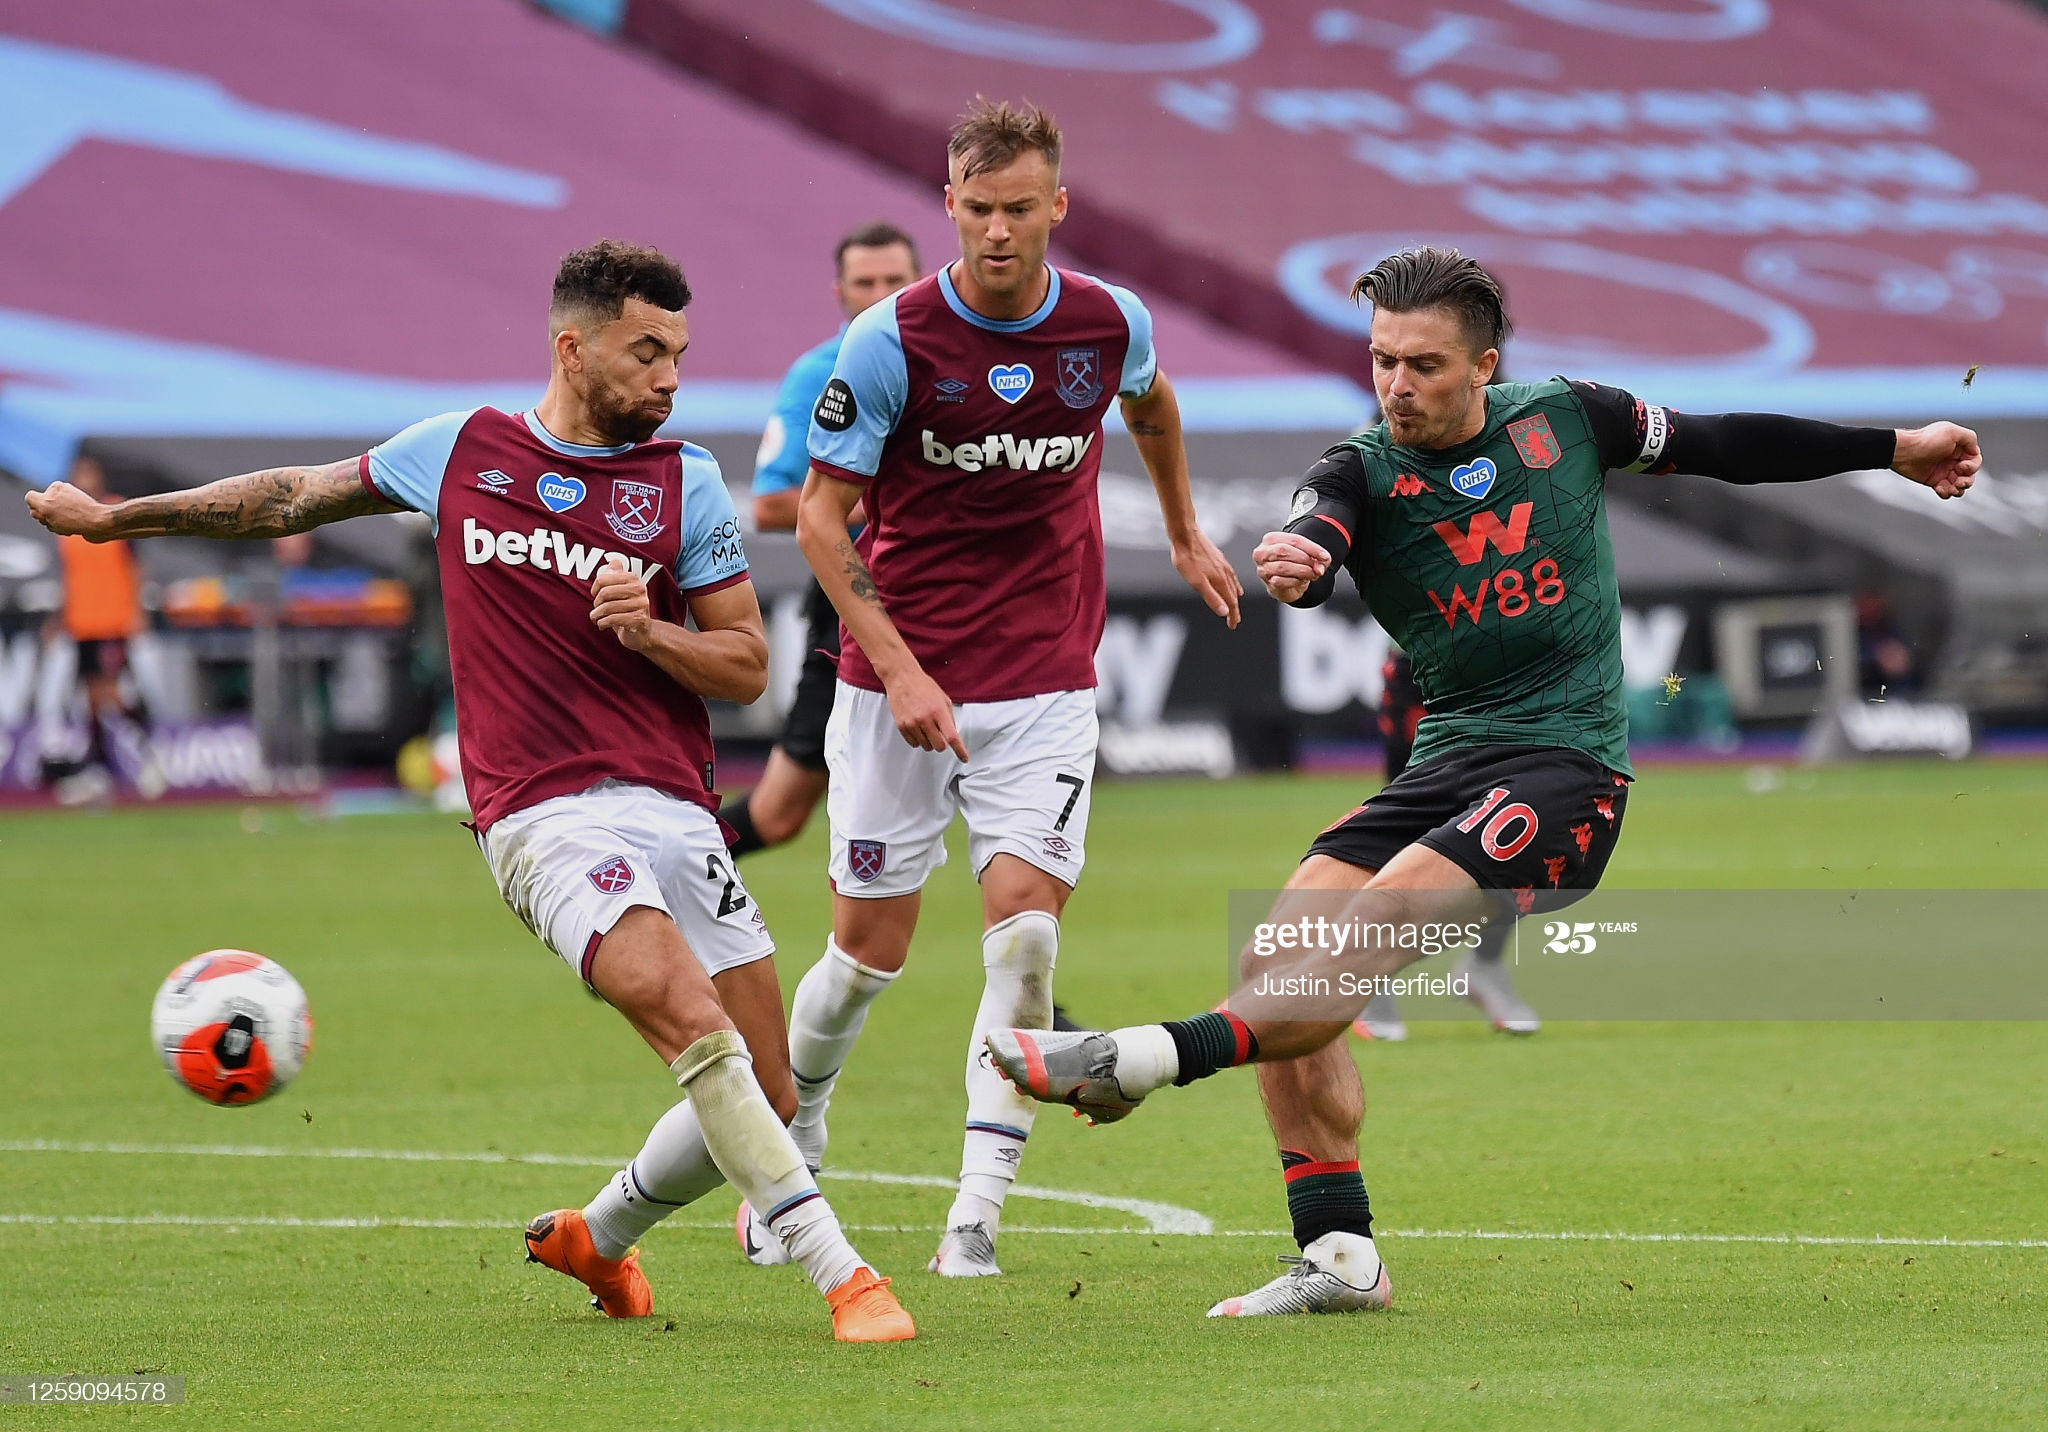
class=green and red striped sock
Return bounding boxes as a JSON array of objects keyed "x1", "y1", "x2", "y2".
[
  {"x1": 1280, "y1": 1148, "x2": 1373, "y2": 1248},
  {"x1": 1160, "y1": 1011, "x2": 1258, "y2": 1086}
]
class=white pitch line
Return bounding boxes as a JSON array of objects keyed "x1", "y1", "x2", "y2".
[
  {"x1": 0, "y1": 1139, "x2": 1211, "y2": 1235},
  {"x1": 6, "y1": 1214, "x2": 2046, "y2": 1250},
  {"x1": 8, "y1": 1142, "x2": 2043, "y2": 1250}
]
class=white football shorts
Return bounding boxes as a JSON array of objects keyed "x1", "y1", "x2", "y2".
[
  {"x1": 825, "y1": 681, "x2": 1097, "y2": 899},
  {"x1": 481, "y1": 779, "x2": 773, "y2": 983}
]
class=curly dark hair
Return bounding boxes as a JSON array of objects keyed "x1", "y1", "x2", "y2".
[
  {"x1": 550, "y1": 239, "x2": 691, "y2": 324},
  {"x1": 1351, "y1": 246, "x2": 1512, "y2": 356}
]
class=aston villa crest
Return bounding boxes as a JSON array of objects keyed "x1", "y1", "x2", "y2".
[{"x1": 1508, "y1": 414, "x2": 1561, "y2": 470}]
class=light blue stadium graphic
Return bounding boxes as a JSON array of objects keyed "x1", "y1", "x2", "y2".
[
  {"x1": 0, "y1": 308, "x2": 778, "y2": 485},
  {"x1": 0, "y1": 37, "x2": 575, "y2": 481},
  {"x1": 0, "y1": 37, "x2": 567, "y2": 209}
]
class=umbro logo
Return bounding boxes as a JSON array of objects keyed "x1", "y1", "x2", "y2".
[
  {"x1": 475, "y1": 469, "x2": 514, "y2": 492},
  {"x1": 934, "y1": 376, "x2": 970, "y2": 403},
  {"x1": 1391, "y1": 473, "x2": 1434, "y2": 498}
]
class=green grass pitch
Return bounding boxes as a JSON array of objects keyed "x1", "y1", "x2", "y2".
[{"x1": 2, "y1": 760, "x2": 2044, "y2": 1428}]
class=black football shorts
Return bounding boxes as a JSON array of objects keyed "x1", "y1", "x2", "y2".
[{"x1": 1306, "y1": 744, "x2": 1630, "y2": 904}]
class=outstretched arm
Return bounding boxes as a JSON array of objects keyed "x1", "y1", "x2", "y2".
[
  {"x1": 1121, "y1": 371, "x2": 1242, "y2": 629},
  {"x1": 26, "y1": 459, "x2": 397, "y2": 541},
  {"x1": 1575, "y1": 382, "x2": 1980, "y2": 498}
]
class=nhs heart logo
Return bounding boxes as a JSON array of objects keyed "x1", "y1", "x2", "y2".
[
  {"x1": 988, "y1": 363, "x2": 1033, "y2": 404},
  {"x1": 1449, "y1": 457, "x2": 1497, "y2": 500},
  {"x1": 538, "y1": 473, "x2": 585, "y2": 513}
]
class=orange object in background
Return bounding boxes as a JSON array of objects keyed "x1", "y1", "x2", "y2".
[
  {"x1": 160, "y1": 572, "x2": 413, "y2": 629},
  {"x1": 58, "y1": 533, "x2": 143, "y2": 641}
]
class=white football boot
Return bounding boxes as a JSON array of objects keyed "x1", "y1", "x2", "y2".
[
  {"x1": 928, "y1": 1221, "x2": 1001, "y2": 1278},
  {"x1": 732, "y1": 1199, "x2": 790, "y2": 1267},
  {"x1": 1207, "y1": 1231, "x2": 1392, "y2": 1317},
  {"x1": 1350, "y1": 991, "x2": 1408, "y2": 1043},
  {"x1": 1453, "y1": 951, "x2": 1541, "y2": 1034}
]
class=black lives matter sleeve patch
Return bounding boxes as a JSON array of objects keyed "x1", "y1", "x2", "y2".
[{"x1": 813, "y1": 377, "x2": 858, "y2": 433}]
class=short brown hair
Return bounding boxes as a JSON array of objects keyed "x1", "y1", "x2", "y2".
[
  {"x1": 1351, "y1": 246, "x2": 1512, "y2": 355},
  {"x1": 834, "y1": 221, "x2": 920, "y2": 275},
  {"x1": 947, "y1": 96, "x2": 1062, "y2": 180},
  {"x1": 551, "y1": 239, "x2": 691, "y2": 324}
]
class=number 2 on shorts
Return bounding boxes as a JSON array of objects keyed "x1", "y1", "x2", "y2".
[{"x1": 704, "y1": 853, "x2": 749, "y2": 918}]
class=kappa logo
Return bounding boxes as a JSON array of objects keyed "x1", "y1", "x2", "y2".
[
  {"x1": 1448, "y1": 456, "x2": 1497, "y2": 500},
  {"x1": 537, "y1": 472, "x2": 585, "y2": 513},
  {"x1": 475, "y1": 469, "x2": 514, "y2": 493},
  {"x1": 1054, "y1": 347, "x2": 1102, "y2": 408},
  {"x1": 1391, "y1": 472, "x2": 1434, "y2": 498},
  {"x1": 988, "y1": 363, "x2": 1033, "y2": 404},
  {"x1": 934, "y1": 376, "x2": 970, "y2": 403},
  {"x1": 586, "y1": 855, "x2": 636, "y2": 895},
  {"x1": 606, "y1": 479, "x2": 665, "y2": 543},
  {"x1": 847, "y1": 839, "x2": 886, "y2": 884}
]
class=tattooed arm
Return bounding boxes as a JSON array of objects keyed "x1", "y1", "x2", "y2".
[
  {"x1": 795, "y1": 465, "x2": 966, "y2": 759},
  {"x1": 1119, "y1": 370, "x2": 1242, "y2": 628},
  {"x1": 26, "y1": 459, "x2": 399, "y2": 542}
]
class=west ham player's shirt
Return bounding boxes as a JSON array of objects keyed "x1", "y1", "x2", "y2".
[
  {"x1": 360, "y1": 407, "x2": 749, "y2": 829},
  {"x1": 753, "y1": 329, "x2": 843, "y2": 499},
  {"x1": 806, "y1": 264, "x2": 1157, "y2": 703},
  {"x1": 1290, "y1": 378, "x2": 1688, "y2": 779}
]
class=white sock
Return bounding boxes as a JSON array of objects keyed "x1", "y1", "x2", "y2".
[
  {"x1": 786, "y1": 939, "x2": 898, "y2": 1169},
  {"x1": 673, "y1": 1029, "x2": 866, "y2": 1296},
  {"x1": 582, "y1": 1098, "x2": 726, "y2": 1260},
  {"x1": 946, "y1": 911, "x2": 1058, "y2": 1233},
  {"x1": 1108, "y1": 1024, "x2": 1180, "y2": 1098}
]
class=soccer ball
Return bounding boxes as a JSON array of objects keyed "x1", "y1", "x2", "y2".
[{"x1": 151, "y1": 950, "x2": 314, "y2": 1106}]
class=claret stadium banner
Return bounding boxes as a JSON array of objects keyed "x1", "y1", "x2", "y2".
[
  {"x1": 0, "y1": 0, "x2": 1361, "y2": 487},
  {"x1": 612, "y1": 0, "x2": 2048, "y2": 419}
]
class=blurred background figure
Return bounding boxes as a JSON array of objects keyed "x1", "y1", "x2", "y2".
[
  {"x1": 1857, "y1": 588, "x2": 1921, "y2": 698},
  {"x1": 722, "y1": 220, "x2": 920, "y2": 858},
  {"x1": 43, "y1": 454, "x2": 163, "y2": 804}
]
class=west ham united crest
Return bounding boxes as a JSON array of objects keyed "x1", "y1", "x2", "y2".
[
  {"x1": 847, "y1": 839, "x2": 887, "y2": 884},
  {"x1": 1508, "y1": 414, "x2": 1561, "y2": 470},
  {"x1": 1055, "y1": 346, "x2": 1103, "y2": 408},
  {"x1": 586, "y1": 855, "x2": 636, "y2": 895},
  {"x1": 606, "y1": 479, "x2": 665, "y2": 542}
]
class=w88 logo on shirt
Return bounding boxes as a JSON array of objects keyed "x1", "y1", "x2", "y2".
[{"x1": 1425, "y1": 502, "x2": 1567, "y2": 628}]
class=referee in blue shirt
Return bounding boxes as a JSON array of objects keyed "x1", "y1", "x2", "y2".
[{"x1": 725, "y1": 222, "x2": 920, "y2": 856}]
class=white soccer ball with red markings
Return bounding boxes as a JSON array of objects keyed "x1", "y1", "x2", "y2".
[{"x1": 151, "y1": 950, "x2": 314, "y2": 1106}]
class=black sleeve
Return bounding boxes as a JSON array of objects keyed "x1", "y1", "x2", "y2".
[
  {"x1": 1279, "y1": 445, "x2": 1366, "y2": 609},
  {"x1": 1570, "y1": 380, "x2": 1896, "y2": 484}
]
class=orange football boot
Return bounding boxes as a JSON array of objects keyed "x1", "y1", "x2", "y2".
[
  {"x1": 826, "y1": 1267, "x2": 916, "y2": 1342},
  {"x1": 524, "y1": 1209, "x2": 652, "y2": 1318}
]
